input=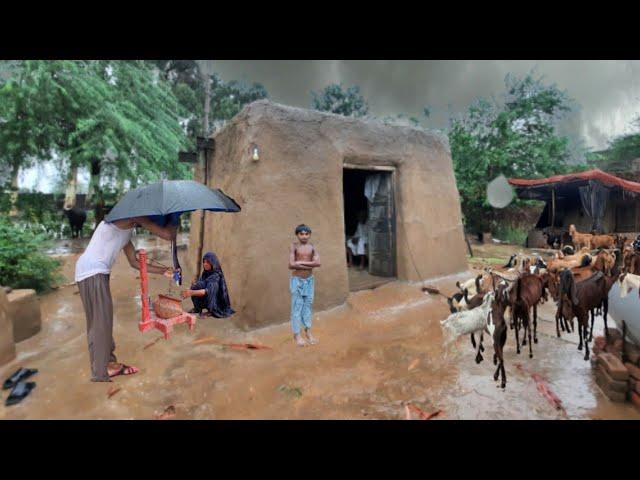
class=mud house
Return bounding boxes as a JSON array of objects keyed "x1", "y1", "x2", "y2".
[
  {"x1": 509, "y1": 169, "x2": 640, "y2": 248},
  {"x1": 188, "y1": 100, "x2": 468, "y2": 329}
]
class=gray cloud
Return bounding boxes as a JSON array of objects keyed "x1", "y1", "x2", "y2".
[{"x1": 212, "y1": 60, "x2": 640, "y2": 151}]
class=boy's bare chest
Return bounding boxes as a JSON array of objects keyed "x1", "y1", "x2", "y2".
[{"x1": 295, "y1": 244, "x2": 314, "y2": 260}]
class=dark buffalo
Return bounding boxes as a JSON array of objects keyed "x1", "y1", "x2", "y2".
[{"x1": 63, "y1": 206, "x2": 87, "y2": 239}]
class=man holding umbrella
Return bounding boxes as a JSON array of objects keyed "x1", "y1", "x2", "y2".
[
  {"x1": 76, "y1": 180, "x2": 241, "y2": 382},
  {"x1": 75, "y1": 215, "x2": 180, "y2": 382}
]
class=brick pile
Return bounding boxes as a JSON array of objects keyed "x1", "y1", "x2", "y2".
[{"x1": 591, "y1": 328, "x2": 640, "y2": 408}]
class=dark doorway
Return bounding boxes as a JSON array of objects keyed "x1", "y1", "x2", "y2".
[{"x1": 343, "y1": 167, "x2": 396, "y2": 291}]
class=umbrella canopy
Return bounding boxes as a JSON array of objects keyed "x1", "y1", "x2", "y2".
[{"x1": 105, "y1": 180, "x2": 241, "y2": 223}]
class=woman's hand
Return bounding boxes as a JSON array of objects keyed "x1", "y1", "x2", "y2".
[
  {"x1": 181, "y1": 289, "x2": 192, "y2": 299},
  {"x1": 163, "y1": 269, "x2": 174, "y2": 279}
]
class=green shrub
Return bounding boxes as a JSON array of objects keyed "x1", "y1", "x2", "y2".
[
  {"x1": 494, "y1": 224, "x2": 529, "y2": 246},
  {"x1": 0, "y1": 219, "x2": 62, "y2": 292}
]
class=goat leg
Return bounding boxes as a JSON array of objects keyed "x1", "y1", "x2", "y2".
[
  {"x1": 514, "y1": 316, "x2": 521, "y2": 354},
  {"x1": 475, "y1": 332, "x2": 484, "y2": 364},
  {"x1": 533, "y1": 305, "x2": 538, "y2": 344},
  {"x1": 578, "y1": 321, "x2": 583, "y2": 351},
  {"x1": 583, "y1": 322, "x2": 590, "y2": 361}
]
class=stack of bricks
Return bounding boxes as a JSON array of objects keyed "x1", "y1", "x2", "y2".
[{"x1": 591, "y1": 328, "x2": 640, "y2": 409}]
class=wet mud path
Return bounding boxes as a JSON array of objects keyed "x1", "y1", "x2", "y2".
[{"x1": 1, "y1": 239, "x2": 639, "y2": 420}]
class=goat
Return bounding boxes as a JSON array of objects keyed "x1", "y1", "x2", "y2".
[
  {"x1": 619, "y1": 272, "x2": 640, "y2": 299},
  {"x1": 456, "y1": 274, "x2": 485, "y2": 298},
  {"x1": 591, "y1": 233, "x2": 616, "y2": 250},
  {"x1": 508, "y1": 273, "x2": 547, "y2": 358},
  {"x1": 490, "y1": 281, "x2": 510, "y2": 389},
  {"x1": 569, "y1": 224, "x2": 593, "y2": 250},
  {"x1": 558, "y1": 269, "x2": 618, "y2": 359},
  {"x1": 441, "y1": 291, "x2": 495, "y2": 365}
]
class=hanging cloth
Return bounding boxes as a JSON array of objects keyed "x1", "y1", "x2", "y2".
[{"x1": 578, "y1": 180, "x2": 609, "y2": 233}]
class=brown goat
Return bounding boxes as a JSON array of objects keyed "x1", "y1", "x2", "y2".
[
  {"x1": 591, "y1": 234, "x2": 616, "y2": 250},
  {"x1": 569, "y1": 224, "x2": 593, "y2": 250}
]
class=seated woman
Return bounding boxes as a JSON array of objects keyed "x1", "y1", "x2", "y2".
[
  {"x1": 181, "y1": 252, "x2": 235, "y2": 318},
  {"x1": 346, "y1": 210, "x2": 368, "y2": 270}
]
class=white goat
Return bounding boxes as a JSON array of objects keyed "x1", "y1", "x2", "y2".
[
  {"x1": 620, "y1": 272, "x2": 640, "y2": 299},
  {"x1": 441, "y1": 291, "x2": 495, "y2": 361}
]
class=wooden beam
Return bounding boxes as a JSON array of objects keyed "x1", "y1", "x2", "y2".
[
  {"x1": 178, "y1": 151, "x2": 197, "y2": 163},
  {"x1": 196, "y1": 137, "x2": 215, "y2": 151},
  {"x1": 343, "y1": 163, "x2": 396, "y2": 171}
]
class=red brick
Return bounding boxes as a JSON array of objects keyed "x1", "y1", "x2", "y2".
[
  {"x1": 629, "y1": 377, "x2": 639, "y2": 395},
  {"x1": 625, "y1": 343, "x2": 640, "y2": 365},
  {"x1": 596, "y1": 377, "x2": 628, "y2": 402},
  {"x1": 594, "y1": 336, "x2": 607, "y2": 351},
  {"x1": 606, "y1": 328, "x2": 623, "y2": 345},
  {"x1": 599, "y1": 353, "x2": 629, "y2": 381},
  {"x1": 631, "y1": 391, "x2": 640, "y2": 410},
  {"x1": 596, "y1": 365, "x2": 629, "y2": 393},
  {"x1": 607, "y1": 328, "x2": 622, "y2": 345},
  {"x1": 625, "y1": 362, "x2": 640, "y2": 381}
]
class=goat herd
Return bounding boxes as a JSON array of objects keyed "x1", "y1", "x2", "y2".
[{"x1": 441, "y1": 225, "x2": 640, "y2": 389}]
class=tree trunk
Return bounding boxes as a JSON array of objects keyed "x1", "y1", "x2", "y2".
[
  {"x1": 63, "y1": 164, "x2": 79, "y2": 209},
  {"x1": 86, "y1": 158, "x2": 101, "y2": 204},
  {"x1": 8, "y1": 162, "x2": 20, "y2": 217},
  {"x1": 203, "y1": 72, "x2": 211, "y2": 137}
]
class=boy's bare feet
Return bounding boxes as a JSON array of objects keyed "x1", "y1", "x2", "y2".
[
  {"x1": 304, "y1": 330, "x2": 318, "y2": 345},
  {"x1": 294, "y1": 334, "x2": 307, "y2": 347}
]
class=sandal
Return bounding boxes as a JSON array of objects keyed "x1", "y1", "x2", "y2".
[
  {"x1": 3, "y1": 368, "x2": 38, "y2": 390},
  {"x1": 5, "y1": 381, "x2": 36, "y2": 406},
  {"x1": 108, "y1": 364, "x2": 139, "y2": 378}
]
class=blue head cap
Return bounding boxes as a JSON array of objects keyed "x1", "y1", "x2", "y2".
[{"x1": 147, "y1": 213, "x2": 181, "y2": 227}]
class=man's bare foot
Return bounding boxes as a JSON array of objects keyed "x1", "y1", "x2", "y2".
[
  {"x1": 304, "y1": 330, "x2": 318, "y2": 345},
  {"x1": 108, "y1": 362, "x2": 139, "y2": 378},
  {"x1": 294, "y1": 334, "x2": 307, "y2": 347}
]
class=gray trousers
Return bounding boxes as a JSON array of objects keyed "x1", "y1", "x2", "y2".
[{"x1": 77, "y1": 274, "x2": 116, "y2": 381}]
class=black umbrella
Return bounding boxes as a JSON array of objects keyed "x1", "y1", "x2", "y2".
[{"x1": 105, "y1": 180, "x2": 241, "y2": 223}]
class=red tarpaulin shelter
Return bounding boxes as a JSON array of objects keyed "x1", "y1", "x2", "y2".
[{"x1": 508, "y1": 169, "x2": 640, "y2": 243}]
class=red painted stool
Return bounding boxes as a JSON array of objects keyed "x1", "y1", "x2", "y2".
[{"x1": 138, "y1": 249, "x2": 196, "y2": 340}]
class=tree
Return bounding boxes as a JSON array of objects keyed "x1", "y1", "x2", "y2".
[
  {"x1": 449, "y1": 73, "x2": 575, "y2": 233},
  {"x1": 0, "y1": 61, "x2": 190, "y2": 208},
  {"x1": 589, "y1": 117, "x2": 640, "y2": 178},
  {"x1": 154, "y1": 61, "x2": 269, "y2": 141},
  {"x1": 311, "y1": 83, "x2": 369, "y2": 117}
]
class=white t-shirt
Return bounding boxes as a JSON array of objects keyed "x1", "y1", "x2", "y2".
[{"x1": 75, "y1": 221, "x2": 134, "y2": 282}]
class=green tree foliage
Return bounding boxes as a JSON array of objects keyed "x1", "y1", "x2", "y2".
[
  {"x1": 589, "y1": 117, "x2": 640, "y2": 175},
  {"x1": 0, "y1": 60, "x2": 190, "y2": 196},
  {"x1": 0, "y1": 218, "x2": 61, "y2": 292},
  {"x1": 311, "y1": 83, "x2": 369, "y2": 117},
  {"x1": 449, "y1": 73, "x2": 575, "y2": 232}
]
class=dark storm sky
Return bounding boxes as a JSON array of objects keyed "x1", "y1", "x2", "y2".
[{"x1": 210, "y1": 60, "x2": 640, "y2": 152}]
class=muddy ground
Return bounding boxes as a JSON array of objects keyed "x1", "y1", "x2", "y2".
[{"x1": 1, "y1": 238, "x2": 639, "y2": 420}]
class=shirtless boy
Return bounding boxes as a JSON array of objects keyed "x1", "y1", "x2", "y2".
[{"x1": 289, "y1": 224, "x2": 322, "y2": 347}]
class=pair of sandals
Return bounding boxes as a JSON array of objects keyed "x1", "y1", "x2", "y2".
[
  {"x1": 3, "y1": 368, "x2": 38, "y2": 406},
  {"x1": 188, "y1": 308, "x2": 212, "y2": 318}
]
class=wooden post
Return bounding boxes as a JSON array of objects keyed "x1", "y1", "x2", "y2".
[
  {"x1": 195, "y1": 137, "x2": 215, "y2": 279},
  {"x1": 551, "y1": 188, "x2": 556, "y2": 228},
  {"x1": 139, "y1": 249, "x2": 150, "y2": 328}
]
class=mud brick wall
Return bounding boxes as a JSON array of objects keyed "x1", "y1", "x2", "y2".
[{"x1": 592, "y1": 328, "x2": 640, "y2": 407}]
